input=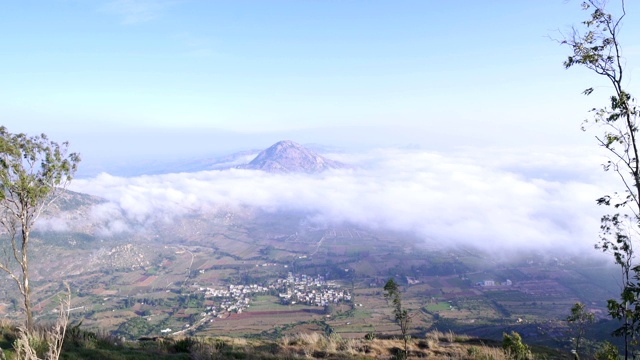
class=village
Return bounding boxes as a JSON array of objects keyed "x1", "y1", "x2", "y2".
[
  {"x1": 197, "y1": 272, "x2": 351, "y2": 317},
  {"x1": 276, "y1": 272, "x2": 351, "y2": 306}
]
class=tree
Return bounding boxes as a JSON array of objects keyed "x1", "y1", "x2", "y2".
[
  {"x1": 502, "y1": 331, "x2": 531, "y2": 360},
  {"x1": 383, "y1": 278, "x2": 411, "y2": 358},
  {"x1": 561, "y1": 1, "x2": 639, "y2": 359},
  {"x1": 594, "y1": 341, "x2": 621, "y2": 360},
  {"x1": 0, "y1": 127, "x2": 80, "y2": 331},
  {"x1": 567, "y1": 302, "x2": 595, "y2": 358},
  {"x1": 324, "y1": 303, "x2": 335, "y2": 316}
]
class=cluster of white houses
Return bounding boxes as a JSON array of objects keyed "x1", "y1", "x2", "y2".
[
  {"x1": 276, "y1": 272, "x2": 351, "y2": 306},
  {"x1": 476, "y1": 279, "x2": 513, "y2": 287},
  {"x1": 196, "y1": 272, "x2": 350, "y2": 316},
  {"x1": 199, "y1": 284, "x2": 270, "y2": 316}
]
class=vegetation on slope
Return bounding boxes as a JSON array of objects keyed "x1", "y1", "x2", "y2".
[{"x1": 0, "y1": 319, "x2": 575, "y2": 360}]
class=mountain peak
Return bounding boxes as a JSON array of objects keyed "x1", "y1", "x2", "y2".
[{"x1": 238, "y1": 140, "x2": 347, "y2": 173}]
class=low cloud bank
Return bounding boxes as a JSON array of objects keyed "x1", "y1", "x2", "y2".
[{"x1": 67, "y1": 146, "x2": 613, "y2": 252}]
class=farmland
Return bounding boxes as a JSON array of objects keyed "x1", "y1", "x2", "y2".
[{"x1": 0, "y1": 208, "x2": 619, "y2": 346}]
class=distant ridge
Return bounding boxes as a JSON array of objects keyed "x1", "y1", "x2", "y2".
[{"x1": 237, "y1": 140, "x2": 348, "y2": 173}]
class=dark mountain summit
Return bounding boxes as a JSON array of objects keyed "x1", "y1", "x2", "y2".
[{"x1": 237, "y1": 140, "x2": 348, "y2": 173}]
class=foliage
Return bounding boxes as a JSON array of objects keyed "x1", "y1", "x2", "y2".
[
  {"x1": 116, "y1": 318, "x2": 154, "y2": 340},
  {"x1": 172, "y1": 337, "x2": 196, "y2": 353},
  {"x1": 383, "y1": 278, "x2": 411, "y2": 358},
  {"x1": 566, "y1": 302, "x2": 595, "y2": 357},
  {"x1": 0, "y1": 323, "x2": 573, "y2": 360},
  {"x1": 561, "y1": 1, "x2": 638, "y2": 358},
  {"x1": 594, "y1": 341, "x2": 621, "y2": 360},
  {"x1": 502, "y1": 331, "x2": 531, "y2": 360},
  {"x1": 0, "y1": 127, "x2": 80, "y2": 331}
]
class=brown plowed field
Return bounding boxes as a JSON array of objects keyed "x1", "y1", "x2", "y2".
[{"x1": 222, "y1": 309, "x2": 324, "y2": 321}]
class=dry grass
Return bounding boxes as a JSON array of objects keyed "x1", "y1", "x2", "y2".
[
  {"x1": 275, "y1": 330, "x2": 519, "y2": 359},
  {"x1": 1, "y1": 323, "x2": 559, "y2": 359},
  {"x1": 12, "y1": 285, "x2": 70, "y2": 360}
]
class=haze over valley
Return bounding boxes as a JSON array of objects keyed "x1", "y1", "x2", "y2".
[
  {"x1": 63, "y1": 140, "x2": 607, "y2": 253},
  {"x1": 0, "y1": 140, "x2": 619, "y2": 345},
  {"x1": 3, "y1": 1, "x2": 640, "y2": 358}
]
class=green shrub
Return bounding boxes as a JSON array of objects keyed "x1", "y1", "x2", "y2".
[
  {"x1": 502, "y1": 331, "x2": 531, "y2": 360},
  {"x1": 594, "y1": 341, "x2": 619, "y2": 360},
  {"x1": 468, "y1": 346, "x2": 479, "y2": 356},
  {"x1": 173, "y1": 337, "x2": 196, "y2": 353}
]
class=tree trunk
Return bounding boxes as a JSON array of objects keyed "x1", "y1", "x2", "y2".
[
  {"x1": 23, "y1": 285, "x2": 33, "y2": 333},
  {"x1": 404, "y1": 337, "x2": 408, "y2": 358},
  {"x1": 21, "y1": 225, "x2": 33, "y2": 332}
]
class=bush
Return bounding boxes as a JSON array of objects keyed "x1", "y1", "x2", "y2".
[
  {"x1": 502, "y1": 331, "x2": 531, "y2": 360},
  {"x1": 468, "y1": 346, "x2": 479, "y2": 356},
  {"x1": 173, "y1": 337, "x2": 196, "y2": 353},
  {"x1": 594, "y1": 341, "x2": 619, "y2": 360}
]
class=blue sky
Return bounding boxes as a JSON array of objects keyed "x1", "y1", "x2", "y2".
[
  {"x1": 3, "y1": 1, "x2": 637, "y2": 251},
  {"x1": 2, "y1": 0, "x2": 639, "y2": 167}
]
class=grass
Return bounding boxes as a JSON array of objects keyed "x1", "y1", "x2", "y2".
[
  {"x1": 425, "y1": 302, "x2": 452, "y2": 312},
  {"x1": 0, "y1": 318, "x2": 574, "y2": 359},
  {"x1": 244, "y1": 295, "x2": 289, "y2": 312}
]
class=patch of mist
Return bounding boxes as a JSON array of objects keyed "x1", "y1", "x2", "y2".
[
  {"x1": 34, "y1": 218, "x2": 71, "y2": 232},
  {"x1": 67, "y1": 146, "x2": 616, "y2": 255}
]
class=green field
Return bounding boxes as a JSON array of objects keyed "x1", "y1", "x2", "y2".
[
  {"x1": 425, "y1": 302, "x2": 452, "y2": 312},
  {"x1": 245, "y1": 295, "x2": 288, "y2": 312}
]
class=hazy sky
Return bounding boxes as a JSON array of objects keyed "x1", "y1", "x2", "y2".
[
  {"x1": 3, "y1": 0, "x2": 639, "y2": 166},
  {"x1": 4, "y1": 1, "x2": 639, "y2": 252}
]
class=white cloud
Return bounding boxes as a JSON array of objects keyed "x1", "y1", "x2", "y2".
[
  {"x1": 35, "y1": 218, "x2": 71, "y2": 232},
  {"x1": 69, "y1": 146, "x2": 614, "y2": 253}
]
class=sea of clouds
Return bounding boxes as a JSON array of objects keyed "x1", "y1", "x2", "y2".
[{"x1": 62, "y1": 145, "x2": 617, "y2": 253}]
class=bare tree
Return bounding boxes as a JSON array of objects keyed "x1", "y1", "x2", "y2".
[{"x1": 0, "y1": 127, "x2": 80, "y2": 332}]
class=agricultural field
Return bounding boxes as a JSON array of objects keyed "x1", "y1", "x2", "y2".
[{"x1": 0, "y1": 208, "x2": 621, "y2": 346}]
